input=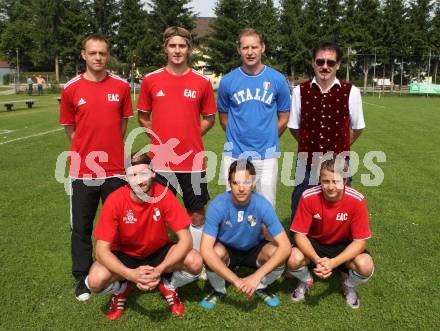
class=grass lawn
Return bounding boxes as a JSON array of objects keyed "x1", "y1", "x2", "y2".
[{"x1": 0, "y1": 93, "x2": 438, "y2": 330}]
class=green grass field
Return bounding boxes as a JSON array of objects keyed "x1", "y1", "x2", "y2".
[{"x1": 0, "y1": 93, "x2": 439, "y2": 330}]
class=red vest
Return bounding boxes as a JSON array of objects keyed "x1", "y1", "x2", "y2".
[{"x1": 298, "y1": 80, "x2": 352, "y2": 164}]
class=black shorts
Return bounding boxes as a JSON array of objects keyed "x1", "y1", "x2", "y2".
[
  {"x1": 290, "y1": 233, "x2": 370, "y2": 273},
  {"x1": 224, "y1": 240, "x2": 269, "y2": 269},
  {"x1": 155, "y1": 172, "x2": 210, "y2": 211},
  {"x1": 112, "y1": 242, "x2": 174, "y2": 269}
]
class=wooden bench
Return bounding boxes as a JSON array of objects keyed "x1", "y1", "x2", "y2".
[{"x1": 1, "y1": 100, "x2": 35, "y2": 111}]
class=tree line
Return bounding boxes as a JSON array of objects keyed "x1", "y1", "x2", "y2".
[
  {"x1": 1, "y1": 0, "x2": 439, "y2": 88},
  {"x1": 205, "y1": 0, "x2": 440, "y2": 89},
  {"x1": 0, "y1": 0, "x2": 195, "y2": 81}
]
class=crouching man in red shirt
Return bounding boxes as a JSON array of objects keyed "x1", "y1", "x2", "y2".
[
  {"x1": 85, "y1": 152, "x2": 202, "y2": 319},
  {"x1": 287, "y1": 157, "x2": 374, "y2": 309}
]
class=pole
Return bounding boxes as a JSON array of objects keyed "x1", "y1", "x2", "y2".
[
  {"x1": 373, "y1": 48, "x2": 377, "y2": 96},
  {"x1": 400, "y1": 56, "x2": 403, "y2": 96},
  {"x1": 428, "y1": 48, "x2": 431, "y2": 82},
  {"x1": 55, "y1": 55, "x2": 60, "y2": 83},
  {"x1": 131, "y1": 62, "x2": 136, "y2": 101},
  {"x1": 435, "y1": 54, "x2": 438, "y2": 84},
  {"x1": 381, "y1": 64, "x2": 385, "y2": 98},
  {"x1": 15, "y1": 48, "x2": 20, "y2": 93},
  {"x1": 346, "y1": 47, "x2": 350, "y2": 81}
]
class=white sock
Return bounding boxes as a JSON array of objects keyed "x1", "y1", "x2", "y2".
[
  {"x1": 206, "y1": 269, "x2": 227, "y2": 294},
  {"x1": 114, "y1": 281, "x2": 127, "y2": 295},
  {"x1": 190, "y1": 224, "x2": 204, "y2": 252},
  {"x1": 257, "y1": 265, "x2": 285, "y2": 290},
  {"x1": 345, "y1": 269, "x2": 372, "y2": 287},
  {"x1": 164, "y1": 270, "x2": 199, "y2": 291},
  {"x1": 288, "y1": 266, "x2": 311, "y2": 283}
]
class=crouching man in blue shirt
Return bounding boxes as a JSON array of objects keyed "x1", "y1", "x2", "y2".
[{"x1": 200, "y1": 160, "x2": 290, "y2": 309}]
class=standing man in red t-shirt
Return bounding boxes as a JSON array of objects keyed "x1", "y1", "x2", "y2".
[
  {"x1": 137, "y1": 26, "x2": 217, "y2": 250},
  {"x1": 85, "y1": 153, "x2": 202, "y2": 319},
  {"x1": 287, "y1": 157, "x2": 374, "y2": 309},
  {"x1": 36, "y1": 75, "x2": 45, "y2": 95},
  {"x1": 59, "y1": 34, "x2": 133, "y2": 301}
]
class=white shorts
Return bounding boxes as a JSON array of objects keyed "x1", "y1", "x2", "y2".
[{"x1": 221, "y1": 155, "x2": 278, "y2": 207}]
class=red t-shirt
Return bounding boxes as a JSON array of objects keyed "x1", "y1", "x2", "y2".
[
  {"x1": 290, "y1": 186, "x2": 371, "y2": 245},
  {"x1": 59, "y1": 73, "x2": 133, "y2": 178},
  {"x1": 94, "y1": 183, "x2": 191, "y2": 257},
  {"x1": 136, "y1": 68, "x2": 217, "y2": 172}
]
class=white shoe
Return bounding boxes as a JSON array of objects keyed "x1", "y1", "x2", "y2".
[
  {"x1": 342, "y1": 283, "x2": 360, "y2": 309},
  {"x1": 75, "y1": 279, "x2": 91, "y2": 301},
  {"x1": 199, "y1": 266, "x2": 207, "y2": 281},
  {"x1": 291, "y1": 278, "x2": 314, "y2": 302}
]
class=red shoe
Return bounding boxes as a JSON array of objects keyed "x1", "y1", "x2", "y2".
[
  {"x1": 105, "y1": 282, "x2": 132, "y2": 320},
  {"x1": 159, "y1": 281, "x2": 185, "y2": 316}
]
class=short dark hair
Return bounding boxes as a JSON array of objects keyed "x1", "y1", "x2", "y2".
[
  {"x1": 312, "y1": 40, "x2": 341, "y2": 62},
  {"x1": 129, "y1": 152, "x2": 152, "y2": 167},
  {"x1": 82, "y1": 34, "x2": 109, "y2": 50},
  {"x1": 228, "y1": 159, "x2": 256, "y2": 182}
]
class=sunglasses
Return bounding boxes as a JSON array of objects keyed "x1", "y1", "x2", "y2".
[{"x1": 315, "y1": 58, "x2": 338, "y2": 67}]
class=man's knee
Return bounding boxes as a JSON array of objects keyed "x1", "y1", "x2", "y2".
[
  {"x1": 183, "y1": 249, "x2": 203, "y2": 274},
  {"x1": 287, "y1": 247, "x2": 307, "y2": 269},
  {"x1": 258, "y1": 242, "x2": 277, "y2": 264},
  {"x1": 71, "y1": 212, "x2": 95, "y2": 236},
  {"x1": 352, "y1": 253, "x2": 374, "y2": 277},
  {"x1": 87, "y1": 263, "x2": 112, "y2": 292}
]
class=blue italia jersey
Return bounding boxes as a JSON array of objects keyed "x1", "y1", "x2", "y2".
[
  {"x1": 217, "y1": 66, "x2": 291, "y2": 159},
  {"x1": 203, "y1": 191, "x2": 284, "y2": 251}
]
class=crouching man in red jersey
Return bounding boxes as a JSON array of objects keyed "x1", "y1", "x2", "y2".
[
  {"x1": 287, "y1": 157, "x2": 374, "y2": 309},
  {"x1": 85, "y1": 152, "x2": 202, "y2": 319}
]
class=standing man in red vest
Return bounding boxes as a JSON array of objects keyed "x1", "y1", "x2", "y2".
[{"x1": 287, "y1": 41, "x2": 365, "y2": 220}]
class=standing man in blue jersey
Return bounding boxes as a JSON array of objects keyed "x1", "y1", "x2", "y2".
[
  {"x1": 199, "y1": 160, "x2": 290, "y2": 309},
  {"x1": 217, "y1": 28, "x2": 291, "y2": 207}
]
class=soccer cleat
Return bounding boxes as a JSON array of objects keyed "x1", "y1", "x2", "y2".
[
  {"x1": 159, "y1": 281, "x2": 185, "y2": 316},
  {"x1": 75, "y1": 278, "x2": 91, "y2": 302},
  {"x1": 291, "y1": 277, "x2": 314, "y2": 302},
  {"x1": 341, "y1": 282, "x2": 360, "y2": 309},
  {"x1": 200, "y1": 291, "x2": 225, "y2": 310},
  {"x1": 255, "y1": 289, "x2": 280, "y2": 307},
  {"x1": 105, "y1": 282, "x2": 132, "y2": 320}
]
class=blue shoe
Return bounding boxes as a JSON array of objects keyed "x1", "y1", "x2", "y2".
[
  {"x1": 255, "y1": 289, "x2": 280, "y2": 307},
  {"x1": 200, "y1": 291, "x2": 225, "y2": 310}
]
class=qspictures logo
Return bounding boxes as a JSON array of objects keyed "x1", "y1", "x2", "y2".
[{"x1": 54, "y1": 127, "x2": 387, "y2": 203}]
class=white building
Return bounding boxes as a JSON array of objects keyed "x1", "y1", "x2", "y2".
[{"x1": 0, "y1": 61, "x2": 13, "y2": 85}]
